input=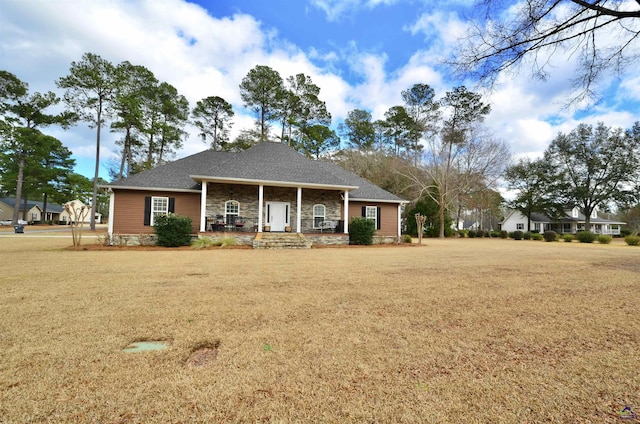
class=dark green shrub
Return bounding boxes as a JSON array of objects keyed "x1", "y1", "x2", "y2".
[
  {"x1": 491, "y1": 231, "x2": 501, "y2": 238},
  {"x1": 424, "y1": 226, "x2": 455, "y2": 238},
  {"x1": 458, "y1": 229, "x2": 468, "y2": 238},
  {"x1": 620, "y1": 229, "x2": 632, "y2": 237},
  {"x1": 523, "y1": 232, "x2": 532, "y2": 240},
  {"x1": 562, "y1": 234, "x2": 574, "y2": 242},
  {"x1": 575, "y1": 231, "x2": 596, "y2": 243},
  {"x1": 531, "y1": 233, "x2": 543, "y2": 240},
  {"x1": 500, "y1": 230, "x2": 508, "y2": 239},
  {"x1": 624, "y1": 235, "x2": 640, "y2": 246},
  {"x1": 402, "y1": 234, "x2": 413, "y2": 243},
  {"x1": 597, "y1": 235, "x2": 612, "y2": 244},
  {"x1": 476, "y1": 230, "x2": 485, "y2": 238},
  {"x1": 349, "y1": 217, "x2": 375, "y2": 245},
  {"x1": 154, "y1": 214, "x2": 193, "y2": 247},
  {"x1": 543, "y1": 230, "x2": 558, "y2": 242},
  {"x1": 513, "y1": 231, "x2": 524, "y2": 240},
  {"x1": 468, "y1": 230, "x2": 476, "y2": 238}
]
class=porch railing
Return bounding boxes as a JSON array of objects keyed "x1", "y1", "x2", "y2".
[
  {"x1": 205, "y1": 216, "x2": 345, "y2": 233},
  {"x1": 299, "y1": 219, "x2": 344, "y2": 234},
  {"x1": 206, "y1": 216, "x2": 259, "y2": 233}
]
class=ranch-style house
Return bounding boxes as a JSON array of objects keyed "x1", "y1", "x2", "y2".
[
  {"x1": 105, "y1": 141, "x2": 407, "y2": 247},
  {"x1": 500, "y1": 207, "x2": 625, "y2": 235}
]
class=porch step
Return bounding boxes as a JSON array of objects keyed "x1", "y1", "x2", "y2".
[{"x1": 252, "y1": 232, "x2": 312, "y2": 249}]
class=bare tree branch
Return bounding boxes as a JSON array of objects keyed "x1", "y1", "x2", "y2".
[{"x1": 448, "y1": 0, "x2": 640, "y2": 104}]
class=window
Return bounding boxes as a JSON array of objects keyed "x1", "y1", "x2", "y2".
[
  {"x1": 144, "y1": 196, "x2": 174, "y2": 226},
  {"x1": 225, "y1": 200, "x2": 239, "y2": 218},
  {"x1": 151, "y1": 196, "x2": 169, "y2": 226},
  {"x1": 516, "y1": 223, "x2": 524, "y2": 230},
  {"x1": 365, "y1": 206, "x2": 377, "y2": 221},
  {"x1": 362, "y1": 205, "x2": 381, "y2": 230},
  {"x1": 313, "y1": 204, "x2": 325, "y2": 228}
]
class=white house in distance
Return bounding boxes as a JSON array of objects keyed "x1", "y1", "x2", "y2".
[
  {"x1": 59, "y1": 199, "x2": 102, "y2": 224},
  {"x1": 501, "y1": 206, "x2": 625, "y2": 235}
]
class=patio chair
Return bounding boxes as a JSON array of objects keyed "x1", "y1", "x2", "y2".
[{"x1": 320, "y1": 220, "x2": 336, "y2": 233}]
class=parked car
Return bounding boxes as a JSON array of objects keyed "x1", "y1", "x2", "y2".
[{"x1": 0, "y1": 219, "x2": 28, "y2": 226}]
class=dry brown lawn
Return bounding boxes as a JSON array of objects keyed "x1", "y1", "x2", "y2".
[{"x1": 0, "y1": 235, "x2": 639, "y2": 423}]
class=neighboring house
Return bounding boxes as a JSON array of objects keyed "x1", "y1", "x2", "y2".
[
  {"x1": 105, "y1": 141, "x2": 408, "y2": 245},
  {"x1": 59, "y1": 199, "x2": 102, "y2": 224},
  {"x1": 0, "y1": 197, "x2": 65, "y2": 223},
  {"x1": 501, "y1": 207, "x2": 625, "y2": 235}
]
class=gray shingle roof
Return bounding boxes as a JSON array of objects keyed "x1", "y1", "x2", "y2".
[
  {"x1": 108, "y1": 150, "x2": 235, "y2": 191},
  {"x1": 0, "y1": 198, "x2": 64, "y2": 213},
  {"x1": 106, "y1": 142, "x2": 406, "y2": 203}
]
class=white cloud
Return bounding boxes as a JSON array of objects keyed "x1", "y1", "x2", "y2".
[
  {"x1": 310, "y1": 0, "x2": 400, "y2": 21},
  {"x1": 1, "y1": 0, "x2": 636, "y2": 182}
]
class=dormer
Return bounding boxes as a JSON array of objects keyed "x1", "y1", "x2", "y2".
[
  {"x1": 591, "y1": 206, "x2": 598, "y2": 219},
  {"x1": 571, "y1": 207, "x2": 579, "y2": 218}
]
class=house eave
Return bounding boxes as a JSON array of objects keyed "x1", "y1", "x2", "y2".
[
  {"x1": 190, "y1": 175, "x2": 358, "y2": 191},
  {"x1": 102, "y1": 185, "x2": 201, "y2": 193},
  {"x1": 350, "y1": 198, "x2": 408, "y2": 204}
]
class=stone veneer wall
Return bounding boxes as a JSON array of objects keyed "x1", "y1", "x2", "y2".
[
  {"x1": 373, "y1": 235, "x2": 400, "y2": 244},
  {"x1": 106, "y1": 234, "x2": 395, "y2": 247},
  {"x1": 305, "y1": 234, "x2": 349, "y2": 246}
]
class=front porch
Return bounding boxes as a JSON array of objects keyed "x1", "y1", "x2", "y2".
[
  {"x1": 203, "y1": 215, "x2": 345, "y2": 234},
  {"x1": 544, "y1": 222, "x2": 622, "y2": 235},
  {"x1": 199, "y1": 182, "x2": 350, "y2": 235}
]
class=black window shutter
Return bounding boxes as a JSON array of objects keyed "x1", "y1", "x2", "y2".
[
  {"x1": 361, "y1": 206, "x2": 366, "y2": 217},
  {"x1": 168, "y1": 197, "x2": 175, "y2": 213},
  {"x1": 144, "y1": 196, "x2": 151, "y2": 226},
  {"x1": 376, "y1": 206, "x2": 381, "y2": 230}
]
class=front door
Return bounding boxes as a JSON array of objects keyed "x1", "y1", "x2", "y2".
[{"x1": 266, "y1": 202, "x2": 289, "y2": 232}]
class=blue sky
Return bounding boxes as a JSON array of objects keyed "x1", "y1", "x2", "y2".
[{"x1": 1, "y1": 0, "x2": 638, "y2": 182}]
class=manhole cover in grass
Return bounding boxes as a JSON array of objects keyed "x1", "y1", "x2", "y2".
[
  {"x1": 123, "y1": 341, "x2": 170, "y2": 353},
  {"x1": 186, "y1": 341, "x2": 220, "y2": 367}
]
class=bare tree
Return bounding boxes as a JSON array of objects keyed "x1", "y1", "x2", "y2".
[
  {"x1": 65, "y1": 201, "x2": 91, "y2": 247},
  {"x1": 449, "y1": 0, "x2": 640, "y2": 104}
]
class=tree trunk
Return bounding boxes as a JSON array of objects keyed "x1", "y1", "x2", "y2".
[
  {"x1": 584, "y1": 206, "x2": 591, "y2": 230},
  {"x1": 439, "y1": 192, "x2": 445, "y2": 238},
  {"x1": 90, "y1": 105, "x2": 101, "y2": 231},
  {"x1": 22, "y1": 195, "x2": 28, "y2": 221},
  {"x1": 42, "y1": 193, "x2": 48, "y2": 223},
  {"x1": 12, "y1": 155, "x2": 25, "y2": 224}
]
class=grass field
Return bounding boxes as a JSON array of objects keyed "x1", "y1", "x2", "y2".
[{"x1": 0, "y1": 234, "x2": 638, "y2": 423}]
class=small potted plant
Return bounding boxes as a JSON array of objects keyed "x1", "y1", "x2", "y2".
[
  {"x1": 264, "y1": 225, "x2": 271, "y2": 232},
  {"x1": 285, "y1": 226, "x2": 291, "y2": 232}
]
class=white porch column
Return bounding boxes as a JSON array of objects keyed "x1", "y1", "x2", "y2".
[
  {"x1": 296, "y1": 187, "x2": 302, "y2": 233},
  {"x1": 200, "y1": 181, "x2": 208, "y2": 232},
  {"x1": 397, "y1": 204, "x2": 402, "y2": 239},
  {"x1": 258, "y1": 185, "x2": 264, "y2": 232},
  {"x1": 343, "y1": 191, "x2": 349, "y2": 234},
  {"x1": 107, "y1": 190, "x2": 115, "y2": 238}
]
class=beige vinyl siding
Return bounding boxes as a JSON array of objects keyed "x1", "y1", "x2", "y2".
[
  {"x1": 112, "y1": 190, "x2": 201, "y2": 234},
  {"x1": 348, "y1": 201, "x2": 399, "y2": 236}
]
